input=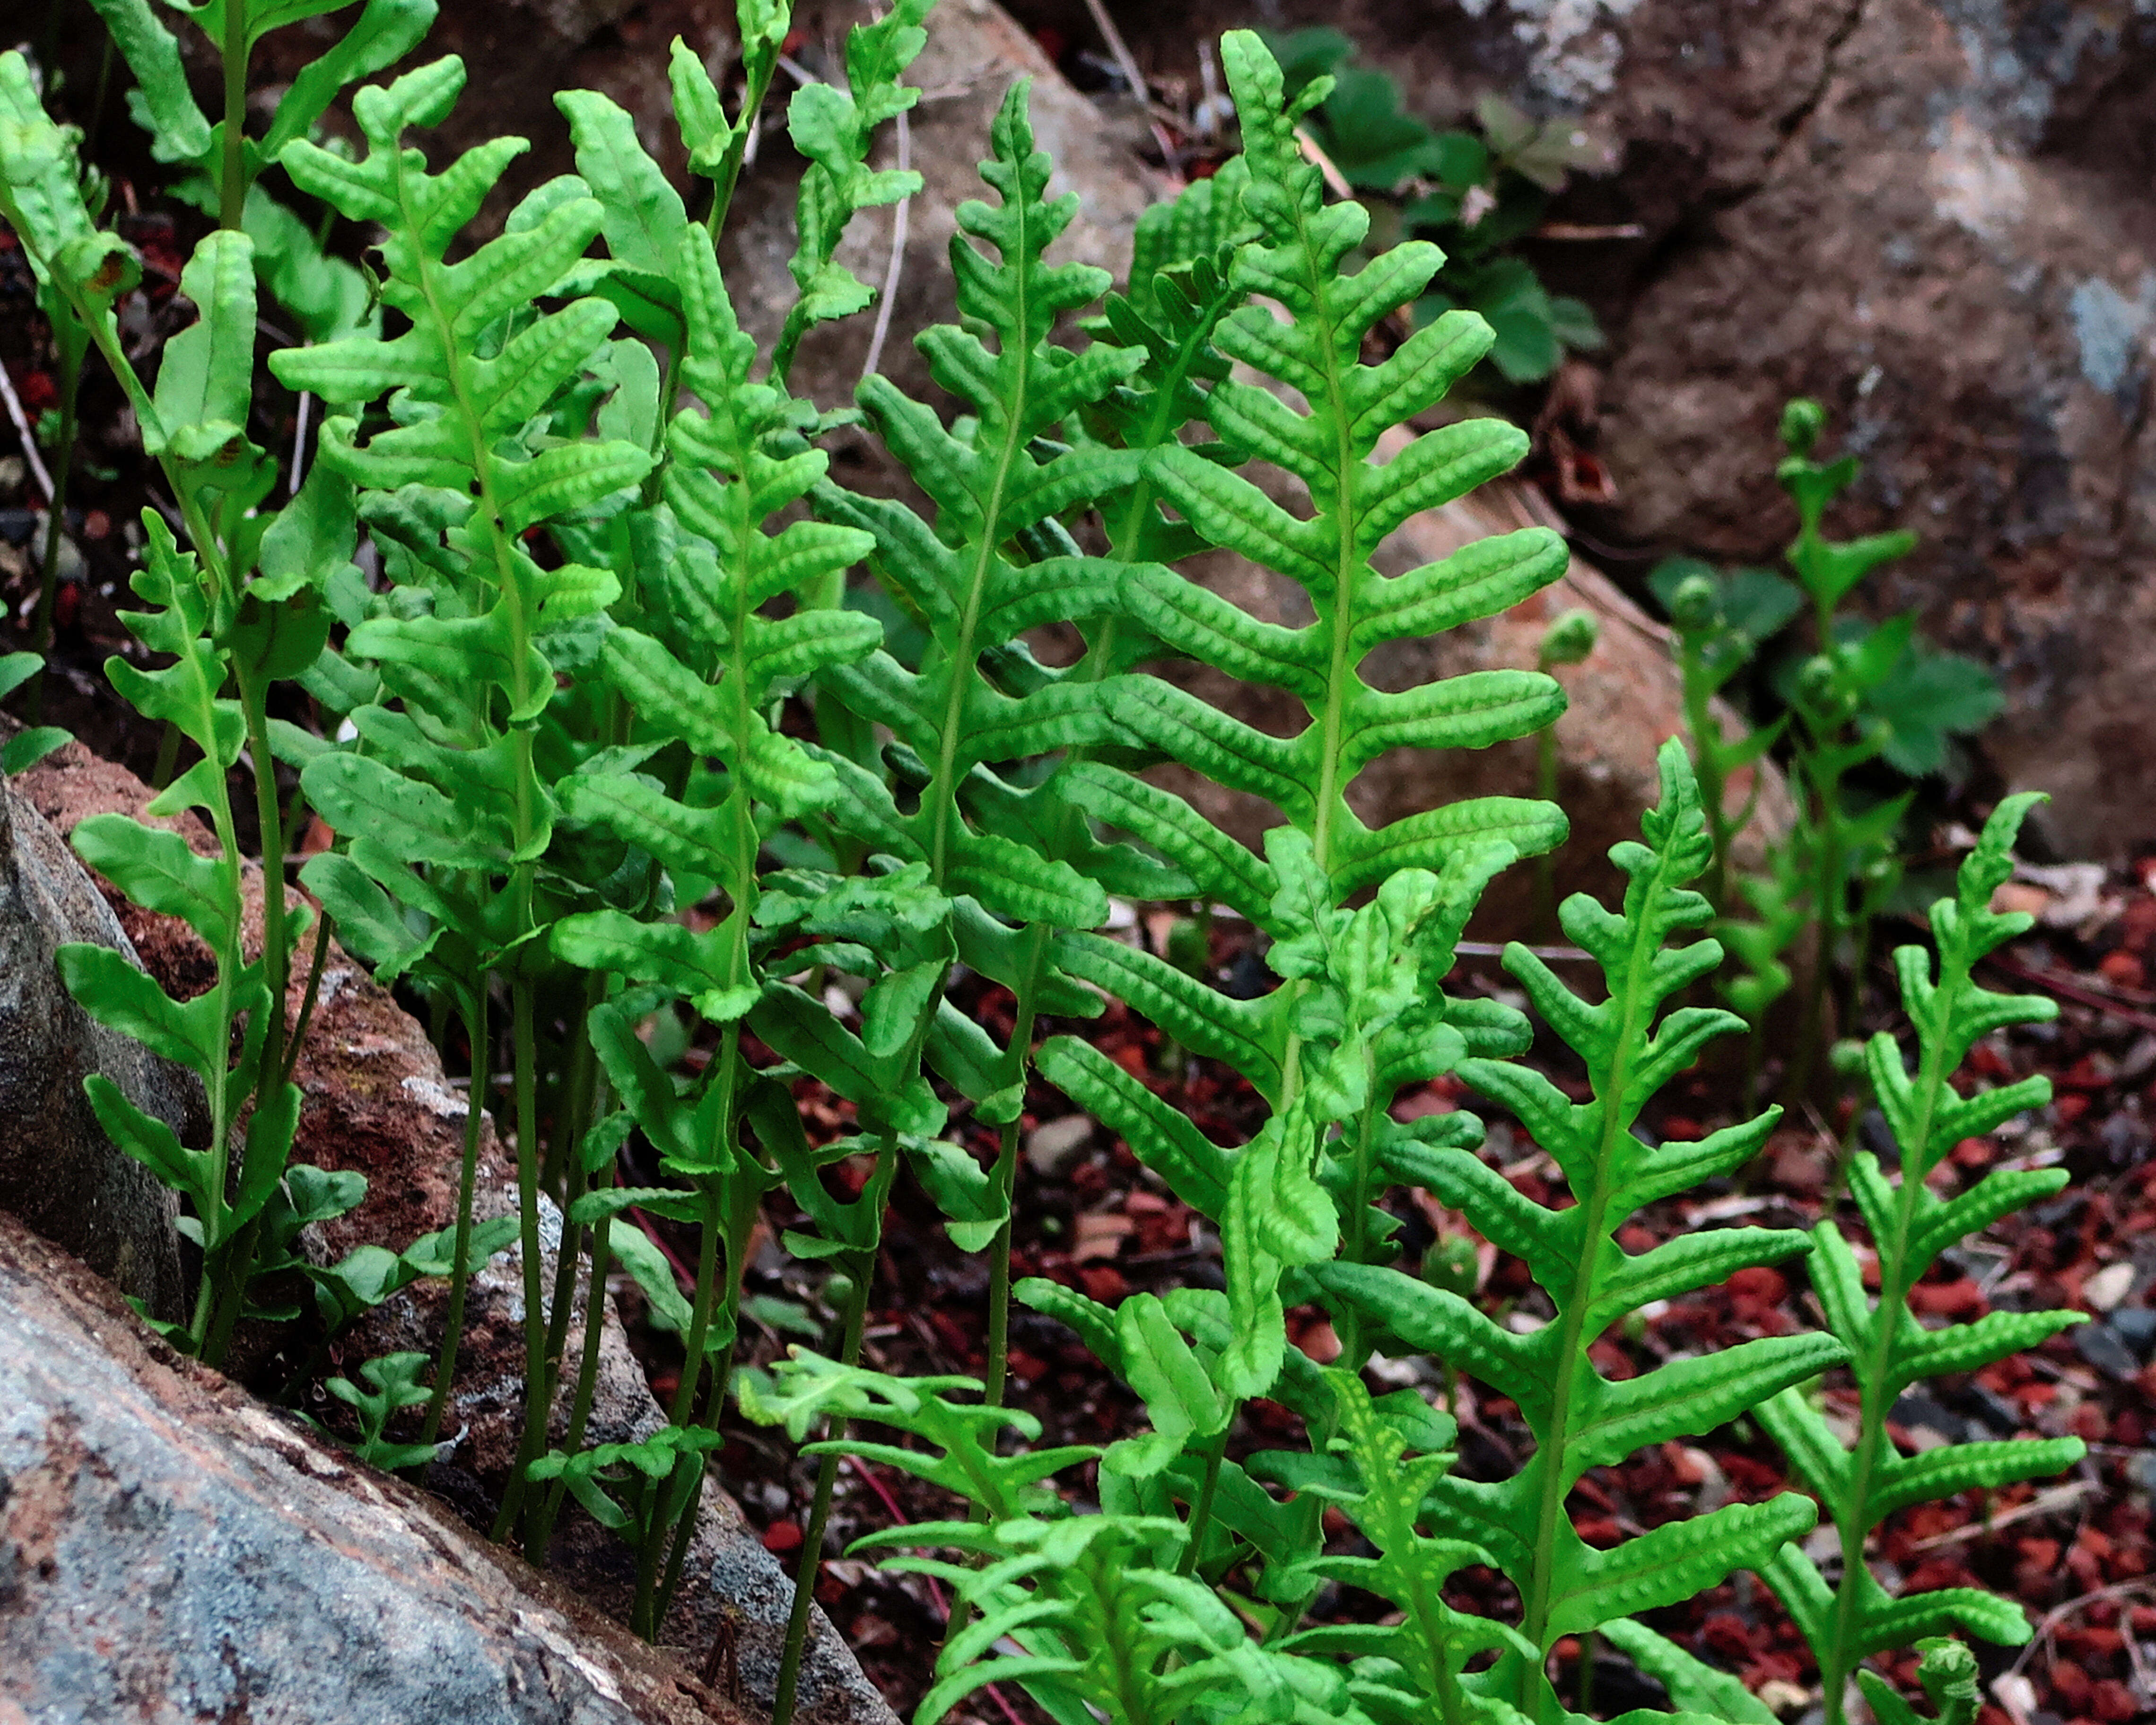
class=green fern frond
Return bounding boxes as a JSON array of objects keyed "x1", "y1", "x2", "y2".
[
  {"x1": 550, "y1": 217, "x2": 880, "y2": 1033},
  {"x1": 755, "y1": 1348, "x2": 1355, "y2": 1725},
  {"x1": 1754, "y1": 794, "x2": 2085, "y2": 1723},
  {"x1": 813, "y1": 84, "x2": 1139, "y2": 932},
  {"x1": 1107, "y1": 31, "x2": 1566, "y2": 895},
  {"x1": 1037, "y1": 33, "x2": 1568, "y2": 1405},
  {"x1": 1318, "y1": 741, "x2": 1843, "y2": 1719},
  {"x1": 275, "y1": 59, "x2": 653, "y2": 908},
  {"x1": 773, "y1": 0, "x2": 932, "y2": 381},
  {"x1": 1276, "y1": 1368, "x2": 1533, "y2": 1725}
]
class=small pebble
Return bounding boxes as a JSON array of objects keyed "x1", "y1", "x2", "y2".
[{"x1": 1025, "y1": 1112, "x2": 1094, "y2": 1178}]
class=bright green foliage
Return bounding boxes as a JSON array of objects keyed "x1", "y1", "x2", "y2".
[
  {"x1": 1275, "y1": 1369, "x2": 1533, "y2": 1725},
  {"x1": 0, "y1": 53, "x2": 156, "y2": 447},
  {"x1": 306, "y1": 1214, "x2": 521, "y2": 1332},
  {"x1": 525, "y1": 1425, "x2": 726, "y2": 1535},
  {"x1": 1662, "y1": 405, "x2": 2004, "y2": 1104},
  {"x1": 325, "y1": 1351, "x2": 443, "y2": 1471},
  {"x1": 1086, "y1": 159, "x2": 1257, "y2": 567},
  {"x1": 270, "y1": 53, "x2": 660, "y2": 1549},
  {"x1": 775, "y1": 0, "x2": 933, "y2": 381},
  {"x1": 1317, "y1": 742, "x2": 1844, "y2": 1717},
  {"x1": 1754, "y1": 795, "x2": 2084, "y2": 1725},
  {"x1": 90, "y1": 0, "x2": 436, "y2": 298},
  {"x1": 268, "y1": 59, "x2": 655, "y2": 1009},
  {"x1": 1856, "y1": 1640, "x2": 1981, "y2": 1725},
  {"x1": 1044, "y1": 29, "x2": 1567, "y2": 1402},
  {"x1": 0, "y1": 653, "x2": 70, "y2": 770},
  {"x1": 914, "y1": 1516, "x2": 1360, "y2": 1725},
  {"x1": 798, "y1": 76, "x2": 1150, "y2": 1296},
  {"x1": 7, "y1": 9, "x2": 2071, "y2": 1720},
  {"x1": 0, "y1": 58, "x2": 103, "y2": 690},
  {"x1": 747, "y1": 1354, "x2": 1358, "y2": 1725},
  {"x1": 3, "y1": 42, "x2": 405, "y2": 1370},
  {"x1": 550, "y1": 225, "x2": 880, "y2": 1036},
  {"x1": 1655, "y1": 561, "x2": 1793, "y2": 919},
  {"x1": 815, "y1": 79, "x2": 1133, "y2": 941},
  {"x1": 53, "y1": 508, "x2": 319, "y2": 1358}
]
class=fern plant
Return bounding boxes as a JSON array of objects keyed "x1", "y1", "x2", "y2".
[
  {"x1": 0, "y1": 53, "x2": 97, "y2": 720},
  {"x1": 2, "y1": 58, "x2": 365, "y2": 1361},
  {"x1": 1313, "y1": 741, "x2": 1847, "y2": 1720},
  {"x1": 546, "y1": 179, "x2": 890, "y2": 1620},
  {"x1": 87, "y1": 0, "x2": 436, "y2": 229},
  {"x1": 9, "y1": 12, "x2": 2083, "y2": 1725},
  {"x1": 271, "y1": 53, "x2": 655, "y2": 1532},
  {"x1": 742, "y1": 1352, "x2": 1360, "y2": 1725},
  {"x1": 1754, "y1": 793, "x2": 2084, "y2": 1725},
  {"x1": 1659, "y1": 565, "x2": 1794, "y2": 921},
  {"x1": 1039, "y1": 27, "x2": 1567, "y2": 1409}
]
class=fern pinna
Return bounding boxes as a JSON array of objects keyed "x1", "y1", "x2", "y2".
[
  {"x1": 1754, "y1": 794, "x2": 2084, "y2": 1725},
  {"x1": 1039, "y1": 28, "x2": 1568, "y2": 1406},
  {"x1": 1314, "y1": 741, "x2": 1845, "y2": 1721}
]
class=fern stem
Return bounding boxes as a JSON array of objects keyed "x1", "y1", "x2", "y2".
[
  {"x1": 236, "y1": 665, "x2": 290, "y2": 1106},
  {"x1": 1516, "y1": 847, "x2": 1671, "y2": 1691},
  {"x1": 276, "y1": 907, "x2": 332, "y2": 1095},
  {"x1": 421, "y1": 986, "x2": 489, "y2": 1448},
  {"x1": 1786, "y1": 759, "x2": 1847, "y2": 1108},
  {"x1": 1534, "y1": 723, "x2": 1561, "y2": 943},
  {"x1": 652, "y1": 1180, "x2": 758, "y2": 1632},
  {"x1": 541, "y1": 970, "x2": 603, "y2": 1197},
  {"x1": 984, "y1": 1119, "x2": 1019, "y2": 1408},
  {"x1": 652, "y1": 1269, "x2": 745, "y2": 1634},
  {"x1": 668, "y1": 1069, "x2": 738, "y2": 1433},
  {"x1": 493, "y1": 979, "x2": 550, "y2": 1554},
  {"x1": 1817, "y1": 936, "x2": 1967, "y2": 1725},
  {"x1": 629, "y1": 1173, "x2": 725, "y2": 1635},
  {"x1": 629, "y1": 1023, "x2": 749, "y2": 1632},
  {"x1": 1336, "y1": 1095, "x2": 1384, "y2": 1370},
  {"x1": 1405, "y1": 1567, "x2": 1471, "y2": 1725},
  {"x1": 24, "y1": 345, "x2": 79, "y2": 722},
  {"x1": 172, "y1": 510, "x2": 247, "y2": 1356},
  {"x1": 199, "y1": 1211, "x2": 262, "y2": 1368},
  {"x1": 773, "y1": 1152, "x2": 892, "y2": 1725},
  {"x1": 707, "y1": 48, "x2": 780, "y2": 255},
  {"x1": 1178, "y1": 1432, "x2": 1228, "y2": 1578},
  {"x1": 537, "y1": 1130, "x2": 589, "y2": 1436},
  {"x1": 535, "y1": 1203, "x2": 613, "y2": 1542}
]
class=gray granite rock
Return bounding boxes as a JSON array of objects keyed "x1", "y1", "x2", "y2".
[
  {"x1": 0, "y1": 776, "x2": 192, "y2": 1317},
  {"x1": 0, "y1": 1207, "x2": 746, "y2": 1725}
]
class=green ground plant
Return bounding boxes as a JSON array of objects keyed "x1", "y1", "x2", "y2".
[
  {"x1": 1658, "y1": 402, "x2": 2002, "y2": 1104},
  {"x1": 0, "y1": 9, "x2": 2081, "y2": 1725}
]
